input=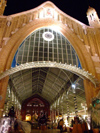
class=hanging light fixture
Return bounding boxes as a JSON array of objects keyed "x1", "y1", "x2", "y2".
[
  {"x1": 72, "y1": 83, "x2": 76, "y2": 93},
  {"x1": 72, "y1": 83, "x2": 78, "y2": 116}
]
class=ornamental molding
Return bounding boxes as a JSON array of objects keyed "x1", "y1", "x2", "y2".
[
  {"x1": 96, "y1": 67, "x2": 100, "y2": 74},
  {"x1": 3, "y1": 37, "x2": 10, "y2": 45},
  {"x1": 92, "y1": 55, "x2": 100, "y2": 62},
  {"x1": 0, "y1": 61, "x2": 99, "y2": 87},
  {"x1": 4, "y1": 1, "x2": 86, "y2": 27}
]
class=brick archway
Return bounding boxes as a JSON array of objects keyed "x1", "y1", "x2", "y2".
[
  {"x1": 0, "y1": 19, "x2": 95, "y2": 74},
  {"x1": 0, "y1": 19, "x2": 97, "y2": 116}
]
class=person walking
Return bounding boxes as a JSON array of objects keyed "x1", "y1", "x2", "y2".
[{"x1": 59, "y1": 119, "x2": 64, "y2": 132}]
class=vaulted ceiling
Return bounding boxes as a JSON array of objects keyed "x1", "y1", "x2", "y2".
[{"x1": 9, "y1": 67, "x2": 86, "y2": 114}]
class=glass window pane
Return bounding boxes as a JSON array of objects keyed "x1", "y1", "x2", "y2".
[{"x1": 14, "y1": 27, "x2": 80, "y2": 67}]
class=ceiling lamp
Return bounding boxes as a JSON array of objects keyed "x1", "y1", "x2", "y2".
[{"x1": 72, "y1": 83, "x2": 76, "y2": 93}]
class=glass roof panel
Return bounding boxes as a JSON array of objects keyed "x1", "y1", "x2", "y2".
[{"x1": 11, "y1": 28, "x2": 81, "y2": 68}]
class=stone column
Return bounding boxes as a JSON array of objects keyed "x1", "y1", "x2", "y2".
[
  {"x1": 84, "y1": 79, "x2": 97, "y2": 108},
  {"x1": 0, "y1": 76, "x2": 9, "y2": 118}
]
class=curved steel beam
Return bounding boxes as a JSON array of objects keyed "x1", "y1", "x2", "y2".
[{"x1": 0, "y1": 61, "x2": 99, "y2": 87}]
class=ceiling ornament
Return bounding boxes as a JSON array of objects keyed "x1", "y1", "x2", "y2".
[{"x1": 42, "y1": 32, "x2": 54, "y2": 41}]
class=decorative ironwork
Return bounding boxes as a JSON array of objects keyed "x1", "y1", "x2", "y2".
[
  {"x1": 0, "y1": 61, "x2": 98, "y2": 87},
  {"x1": 74, "y1": 96, "x2": 78, "y2": 116}
]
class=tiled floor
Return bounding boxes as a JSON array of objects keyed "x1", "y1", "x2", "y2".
[{"x1": 31, "y1": 129, "x2": 68, "y2": 133}]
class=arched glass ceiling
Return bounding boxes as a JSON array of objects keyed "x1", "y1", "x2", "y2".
[
  {"x1": 9, "y1": 67, "x2": 86, "y2": 114},
  {"x1": 11, "y1": 28, "x2": 81, "y2": 68}
]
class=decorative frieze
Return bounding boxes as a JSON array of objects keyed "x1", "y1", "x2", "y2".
[
  {"x1": 92, "y1": 55, "x2": 100, "y2": 62},
  {"x1": 96, "y1": 67, "x2": 100, "y2": 74},
  {"x1": 85, "y1": 45, "x2": 90, "y2": 53},
  {"x1": 3, "y1": 37, "x2": 10, "y2": 45},
  {"x1": 6, "y1": 17, "x2": 12, "y2": 27}
]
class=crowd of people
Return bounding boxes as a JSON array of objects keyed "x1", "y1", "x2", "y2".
[{"x1": 1, "y1": 106, "x2": 90, "y2": 133}]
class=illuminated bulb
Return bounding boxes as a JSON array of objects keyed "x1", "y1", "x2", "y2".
[
  {"x1": 72, "y1": 84, "x2": 76, "y2": 89},
  {"x1": 43, "y1": 61, "x2": 45, "y2": 63},
  {"x1": 50, "y1": 63, "x2": 54, "y2": 66}
]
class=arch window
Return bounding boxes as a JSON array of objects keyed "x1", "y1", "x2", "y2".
[{"x1": 11, "y1": 28, "x2": 81, "y2": 68}]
